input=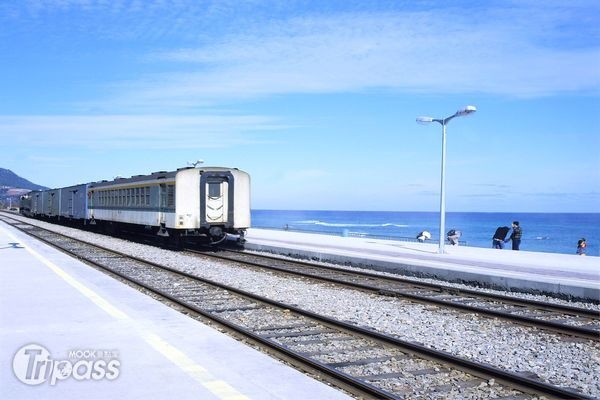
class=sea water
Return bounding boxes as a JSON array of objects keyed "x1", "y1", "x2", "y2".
[{"x1": 251, "y1": 210, "x2": 600, "y2": 256}]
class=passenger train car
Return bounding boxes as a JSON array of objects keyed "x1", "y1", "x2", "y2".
[{"x1": 20, "y1": 167, "x2": 250, "y2": 244}]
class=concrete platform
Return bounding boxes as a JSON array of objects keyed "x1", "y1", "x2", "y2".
[
  {"x1": 0, "y1": 223, "x2": 350, "y2": 400},
  {"x1": 245, "y1": 228, "x2": 600, "y2": 301}
]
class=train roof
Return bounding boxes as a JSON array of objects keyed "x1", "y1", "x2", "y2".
[
  {"x1": 88, "y1": 167, "x2": 243, "y2": 189},
  {"x1": 89, "y1": 170, "x2": 178, "y2": 188}
]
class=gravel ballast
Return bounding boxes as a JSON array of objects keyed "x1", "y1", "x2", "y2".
[{"x1": 6, "y1": 215, "x2": 600, "y2": 398}]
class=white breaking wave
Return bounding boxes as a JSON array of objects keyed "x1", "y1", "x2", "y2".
[{"x1": 295, "y1": 220, "x2": 409, "y2": 228}]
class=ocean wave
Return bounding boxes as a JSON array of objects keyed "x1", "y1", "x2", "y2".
[{"x1": 295, "y1": 220, "x2": 409, "y2": 228}]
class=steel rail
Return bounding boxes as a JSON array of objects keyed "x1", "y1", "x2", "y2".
[
  {"x1": 221, "y1": 248, "x2": 599, "y2": 316},
  {"x1": 1, "y1": 218, "x2": 593, "y2": 399},
  {"x1": 195, "y1": 249, "x2": 600, "y2": 340}
]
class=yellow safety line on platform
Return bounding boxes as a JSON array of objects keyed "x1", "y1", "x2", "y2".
[
  {"x1": 0, "y1": 226, "x2": 129, "y2": 320},
  {"x1": 0, "y1": 224, "x2": 250, "y2": 400},
  {"x1": 144, "y1": 333, "x2": 249, "y2": 400}
]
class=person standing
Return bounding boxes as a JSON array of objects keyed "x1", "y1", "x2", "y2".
[
  {"x1": 506, "y1": 221, "x2": 522, "y2": 250},
  {"x1": 576, "y1": 238, "x2": 587, "y2": 256}
]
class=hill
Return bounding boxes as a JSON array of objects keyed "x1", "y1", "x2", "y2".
[{"x1": 0, "y1": 168, "x2": 48, "y2": 191}]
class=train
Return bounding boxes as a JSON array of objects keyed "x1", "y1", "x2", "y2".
[{"x1": 19, "y1": 167, "x2": 251, "y2": 245}]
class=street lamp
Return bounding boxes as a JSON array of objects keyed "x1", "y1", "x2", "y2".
[{"x1": 416, "y1": 105, "x2": 476, "y2": 254}]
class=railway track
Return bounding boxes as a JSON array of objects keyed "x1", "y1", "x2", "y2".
[
  {"x1": 2, "y1": 216, "x2": 595, "y2": 399},
  {"x1": 194, "y1": 249, "x2": 600, "y2": 341}
]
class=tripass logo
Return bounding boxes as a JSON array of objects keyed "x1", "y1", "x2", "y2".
[{"x1": 13, "y1": 343, "x2": 120, "y2": 386}]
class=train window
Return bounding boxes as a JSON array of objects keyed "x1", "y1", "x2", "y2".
[
  {"x1": 127, "y1": 188, "x2": 131, "y2": 206},
  {"x1": 167, "y1": 185, "x2": 175, "y2": 207},
  {"x1": 208, "y1": 182, "x2": 221, "y2": 198}
]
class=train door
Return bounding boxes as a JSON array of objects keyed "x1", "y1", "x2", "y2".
[
  {"x1": 159, "y1": 183, "x2": 167, "y2": 225},
  {"x1": 49, "y1": 192, "x2": 55, "y2": 216},
  {"x1": 68, "y1": 190, "x2": 75, "y2": 217},
  {"x1": 32, "y1": 193, "x2": 40, "y2": 215},
  {"x1": 205, "y1": 178, "x2": 228, "y2": 224},
  {"x1": 155, "y1": 183, "x2": 171, "y2": 237}
]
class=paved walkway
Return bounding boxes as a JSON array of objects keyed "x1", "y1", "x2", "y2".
[
  {"x1": 0, "y1": 222, "x2": 350, "y2": 400},
  {"x1": 245, "y1": 228, "x2": 600, "y2": 301}
]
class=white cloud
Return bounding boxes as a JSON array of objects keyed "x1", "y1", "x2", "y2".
[
  {"x1": 114, "y1": 6, "x2": 600, "y2": 108},
  {"x1": 0, "y1": 114, "x2": 286, "y2": 149}
]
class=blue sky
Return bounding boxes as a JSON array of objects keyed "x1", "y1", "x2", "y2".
[{"x1": 1, "y1": 0, "x2": 599, "y2": 212}]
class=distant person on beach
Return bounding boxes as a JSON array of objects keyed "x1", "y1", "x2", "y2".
[
  {"x1": 577, "y1": 238, "x2": 587, "y2": 256},
  {"x1": 492, "y1": 226, "x2": 510, "y2": 249},
  {"x1": 447, "y1": 229, "x2": 461, "y2": 245},
  {"x1": 506, "y1": 221, "x2": 522, "y2": 250},
  {"x1": 416, "y1": 231, "x2": 431, "y2": 242}
]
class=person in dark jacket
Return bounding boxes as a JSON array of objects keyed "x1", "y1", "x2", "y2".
[
  {"x1": 506, "y1": 221, "x2": 522, "y2": 250},
  {"x1": 492, "y1": 226, "x2": 510, "y2": 249},
  {"x1": 447, "y1": 229, "x2": 461, "y2": 245},
  {"x1": 576, "y1": 238, "x2": 587, "y2": 256}
]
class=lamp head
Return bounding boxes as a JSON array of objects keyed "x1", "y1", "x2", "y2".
[
  {"x1": 455, "y1": 105, "x2": 477, "y2": 117},
  {"x1": 416, "y1": 116, "x2": 434, "y2": 125}
]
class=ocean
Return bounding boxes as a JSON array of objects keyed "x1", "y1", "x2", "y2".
[{"x1": 251, "y1": 210, "x2": 600, "y2": 257}]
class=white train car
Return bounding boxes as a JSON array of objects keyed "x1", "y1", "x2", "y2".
[
  {"x1": 20, "y1": 166, "x2": 251, "y2": 245},
  {"x1": 88, "y1": 167, "x2": 250, "y2": 243}
]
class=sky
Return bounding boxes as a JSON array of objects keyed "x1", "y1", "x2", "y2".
[{"x1": 0, "y1": 0, "x2": 599, "y2": 213}]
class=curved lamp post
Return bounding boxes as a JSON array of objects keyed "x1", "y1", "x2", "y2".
[{"x1": 416, "y1": 105, "x2": 476, "y2": 254}]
